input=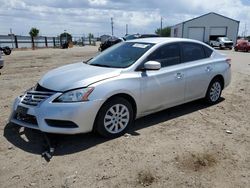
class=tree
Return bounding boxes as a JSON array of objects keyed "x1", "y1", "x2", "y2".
[
  {"x1": 88, "y1": 33, "x2": 94, "y2": 45},
  {"x1": 29, "y1": 27, "x2": 39, "y2": 37},
  {"x1": 88, "y1": 33, "x2": 94, "y2": 38},
  {"x1": 155, "y1": 26, "x2": 171, "y2": 37}
]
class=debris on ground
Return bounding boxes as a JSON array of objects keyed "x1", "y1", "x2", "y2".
[
  {"x1": 41, "y1": 133, "x2": 56, "y2": 162},
  {"x1": 124, "y1": 133, "x2": 131, "y2": 138},
  {"x1": 226, "y1": 130, "x2": 233, "y2": 134}
]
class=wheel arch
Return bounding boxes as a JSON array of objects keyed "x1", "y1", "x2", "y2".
[
  {"x1": 211, "y1": 74, "x2": 225, "y2": 89},
  {"x1": 92, "y1": 92, "x2": 137, "y2": 132},
  {"x1": 104, "y1": 93, "x2": 137, "y2": 118}
]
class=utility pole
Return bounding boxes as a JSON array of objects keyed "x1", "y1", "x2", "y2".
[
  {"x1": 10, "y1": 28, "x2": 14, "y2": 49},
  {"x1": 111, "y1": 17, "x2": 114, "y2": 36},
  {"x1": 126, "y1": 24, "x2": 128, "y2": 35},
  {"x1": 244, "y1": 23, "x2": 247, "y2": 38},
  {"x1": 160, "y1": 17, "x2": 163, "y2": 36}
]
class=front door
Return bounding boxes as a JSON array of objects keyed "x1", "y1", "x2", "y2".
[{"x1": 139, "y1": 43, "x2": 185, "y2": 115}]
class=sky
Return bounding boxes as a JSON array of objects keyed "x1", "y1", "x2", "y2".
[{"x1": 0, "y1": 0, "x2": 249, "y2": 38}]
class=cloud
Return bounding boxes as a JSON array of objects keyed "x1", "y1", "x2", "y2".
[{"x1": 0, "y1": 0, "x2": 249, "y2": 37}]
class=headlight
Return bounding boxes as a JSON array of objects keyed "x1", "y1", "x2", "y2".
[{"x1": 55, "y1": 87, "x2": 94, "y2": 102}]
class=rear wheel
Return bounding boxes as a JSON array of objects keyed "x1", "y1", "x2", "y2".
[
  {"x1": 205, "y1": 78, "x2": 222, "y2": 104},
  {"x1": 95, "y1": 97, "x2": 134, "y2": 138}
]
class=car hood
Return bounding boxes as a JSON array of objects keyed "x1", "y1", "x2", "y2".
[{"x1": 38, "y1": 62, "x2": 121, "y2": 91}]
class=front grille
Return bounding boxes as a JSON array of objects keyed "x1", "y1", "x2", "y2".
[{"x1": 21, "y1": 90, "x2": 55, "y2": 106}]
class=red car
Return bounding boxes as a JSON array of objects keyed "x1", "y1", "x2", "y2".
[{"x1": 234, "y1": 39, "x2": 250, "y2": 52}]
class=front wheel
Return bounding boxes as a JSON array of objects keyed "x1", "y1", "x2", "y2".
[
  {"x1": 205, "y1": 79, "x2": 222, "y2": 104},
  {"x1": 95, "y1": 97, "x2": 134, "y2": 138}
]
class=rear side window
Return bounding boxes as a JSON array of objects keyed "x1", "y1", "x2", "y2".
[
  {"x1": 182, "y1": 43, "x2": 206, "y2": 62},
  {"x1": 147, "y1": 43, "x2": 181, "y2": 67},
  {"x1": 203, "y1": 46, "x2": 213, "y2": 58}
]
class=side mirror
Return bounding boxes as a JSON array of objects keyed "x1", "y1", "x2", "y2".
[{"x1": 143, "y1": 61, "x2": 161, "y2": 70}]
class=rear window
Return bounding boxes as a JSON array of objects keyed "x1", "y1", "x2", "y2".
[{"x1": 182, "y1": 43, "x2": 206, "y2": 62}]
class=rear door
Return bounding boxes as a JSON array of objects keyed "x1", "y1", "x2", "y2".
[
  {"x1": 139, "y1": 43, "x2": 185, "y2": 114},
  {"x1": 181, "y1": 42, "x2": 214, "y2": 101}
]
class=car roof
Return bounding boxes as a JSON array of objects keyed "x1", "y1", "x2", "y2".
[{"x1": 127, "y1": 37, "x2": 204, "y2": 44}]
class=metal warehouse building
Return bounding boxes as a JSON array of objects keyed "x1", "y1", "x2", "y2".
[{"x1": 171, "y1": 12, "x2": 240, "y2": 44}]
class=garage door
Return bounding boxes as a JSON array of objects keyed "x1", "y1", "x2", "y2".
[
  {"x1": 210, "y1": 27, "x2": 227, "y2": 36},
  {"x1": 188, "y1": 27, "x2": 205, "y2": 41}
]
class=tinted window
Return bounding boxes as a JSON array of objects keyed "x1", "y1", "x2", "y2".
[
  {"x1": 203, "y1": 46, "x2": 213, "y2": 58},
  {"x1": 182, "y1": 43, "x2": 206, "y2": 62},
  {"x1": 147, "y1": 43, "x2": 181, "y2": 67}
]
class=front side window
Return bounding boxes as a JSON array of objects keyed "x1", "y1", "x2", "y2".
[
  {"x1": 88, "y1": 42, "x2": 154, "y2": 68},
  {"x1": 182, "y1": 43, "x2": 206, "y2": 62},
  {"x1": 147, "y1": 43, "x2": 181, "y2": 67}
]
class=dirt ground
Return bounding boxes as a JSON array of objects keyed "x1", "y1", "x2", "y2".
[{"x1": 0, "y1": 46, "x2": 250, "y2": 188}]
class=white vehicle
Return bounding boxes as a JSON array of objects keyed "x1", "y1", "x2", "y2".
[
  {"x1": 210, "y1": 37, "x2": 233, "y2": 49},
  {"x1": 9, "y1": 38, "x2": 231, "y2": 137},
  {"x1": 0, "y1": 51, "x2": 4, "y2": 69}
]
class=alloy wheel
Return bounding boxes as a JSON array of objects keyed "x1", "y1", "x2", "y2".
[
  {"x1": 104, "y1": 104, "x2": 130, "y2": 134},
  {"x1": 209, "y1": 82, "x2": 221, "y2": 102}
]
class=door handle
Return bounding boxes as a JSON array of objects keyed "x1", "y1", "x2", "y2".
[{"x1": 175, "y1": 73, "x2": 183, "y2": 79}]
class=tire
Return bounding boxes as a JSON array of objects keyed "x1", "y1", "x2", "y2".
[
  {"x1": 3, "y1": 47, "x2": 11, "y2": 55},
  {"x1": 219, "y1": 44, "x2": 222, "y2": 49},
  {"x1": 95, "y1": 97, "x2": 134, "y2": 138},
  {"x1": 205, "y1": 78, "x2": 223, "y2": 104},
  {"x1": 234, "y1": 47, "x2": 238, "y2": 51}
]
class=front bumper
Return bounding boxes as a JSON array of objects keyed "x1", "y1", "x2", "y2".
[
  {"x1": 222, "y1": 43, "x2": 233, "y2": 48},
  {"x1": 9, "y1": 93, "x2": 104, "y2": 134}
]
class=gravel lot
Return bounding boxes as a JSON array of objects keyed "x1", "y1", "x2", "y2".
[{"x1": 0, "y1": 47, "x2": 250, "y2": 188}]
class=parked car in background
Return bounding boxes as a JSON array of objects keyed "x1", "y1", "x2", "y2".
[
  {"x1": 0, "y1": 46, "x2": 12, "y2": 55},
  {"x1": 123, "y1": 34, "x2": 159, "y2": 41},
  {"x1": 9, "y1": 38, "x2": 231, "y2": 138},
  {"x1": 0, "y1": 51, "x2": 4, "y2": 69},
  {"x1": 99, "y1": 34, "x2": 159, "y2": 51},
  {"x1": 210, "y1": 37, "x2": 233, "y2": 49},
  {"x1": 99, "y1": 36, "x2": 123, "y2": 51},
  {"x1": 234, "y1": 39, "x2": 250, "y2": 52}
]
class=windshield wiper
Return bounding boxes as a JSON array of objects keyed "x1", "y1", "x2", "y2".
[
  {"x1": 84, "y1": 58, "x2": 93, "y2": 64},
  {"x1": 90, "y1": 63, "x2": 113, "y2": 68}
]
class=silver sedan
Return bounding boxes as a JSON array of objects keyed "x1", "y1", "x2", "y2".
[{"x1": 9, "y1": 38, "x2": 231, "y2": 137}]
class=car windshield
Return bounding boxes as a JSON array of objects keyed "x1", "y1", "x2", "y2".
[{"x1": 87, "y1": 42, "x2": 154, "y2": 68}]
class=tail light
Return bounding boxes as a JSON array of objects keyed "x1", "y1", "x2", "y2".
[{"x1": 226, "y1": 58, "x2": 231, "y2": 67}]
